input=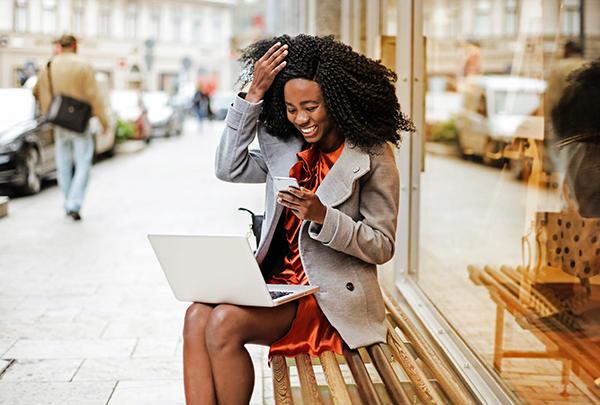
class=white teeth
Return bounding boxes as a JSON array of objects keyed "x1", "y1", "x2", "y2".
[{"x1": 301, "y1": 126, "x2": 317, "y2": 134}]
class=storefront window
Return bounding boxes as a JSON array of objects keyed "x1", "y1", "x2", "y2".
[{"x1": 420, "y1": 0, "x2": 599, "y2": 402}]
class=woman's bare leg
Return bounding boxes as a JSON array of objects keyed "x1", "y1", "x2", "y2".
[
  {"x1": 205, "y1": 303, "x2": 297, "y2": 405},
  {"x1": 183, "y1": 303, "x2": 217, "y2": 405}
]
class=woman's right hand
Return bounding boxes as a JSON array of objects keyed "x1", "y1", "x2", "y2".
[{"x1": 245, "y1": 42, "x2": 288, "y2": 103}]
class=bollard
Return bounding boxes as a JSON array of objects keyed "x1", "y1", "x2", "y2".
[{"x1": 0, "y1": 196, "x2": 8, "y2": 218}]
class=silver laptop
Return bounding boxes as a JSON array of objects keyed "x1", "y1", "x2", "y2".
[{"x1": 148, "y1": 234, "x2": 318, "y2": 307}]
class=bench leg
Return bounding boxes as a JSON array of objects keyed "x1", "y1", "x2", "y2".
[
  {"x1": 493, "y1": 303, "x2": 506, "y2": 372},
  {"x1": 561, "y1": 359, "x2": 572, "y2": 396}
]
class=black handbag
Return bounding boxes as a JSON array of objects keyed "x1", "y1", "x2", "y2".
[{"x1": 45, "y1": 60, "x2": 92, "y2": 133}]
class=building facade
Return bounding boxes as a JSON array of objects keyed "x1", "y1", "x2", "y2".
[{"x1": 0, "y1": 0, "x2": 236, "y2": 92}]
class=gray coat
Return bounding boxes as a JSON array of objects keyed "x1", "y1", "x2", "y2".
[{"x1": 215, "y1": 95, "x2": 400, "y2": 348}]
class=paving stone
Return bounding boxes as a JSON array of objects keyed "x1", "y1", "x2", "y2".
[
  {"x1": 107, "y1": 380, "x2": 184, "y2": 405},
  {"x1": 0, "y1": 339, "x2": 16, "y2": 357},
  {"x1": 0, "y1": 359, "x2": 82, "y2": 382},
  {"x1": 101, "y1": 318, "x2": 183, "y2": 339},
  {"x1": 73, "y1": 357, "x2": 182, "y2": 381},
  {"x1": 0, "y1": 359, "x2": 12, "y2": 374},
  {"x1": 0, "y1": 320, "x2": 107, "y2": 340},
  {"x1": 4, "y1": 339, "x2": 136, "y2": 359},
  {"x1": 131, "y1": 338, "x2": 179, "y2": 358},
  {"x1": 0, "y1": 381, "x2": 115, "y2": 405}
]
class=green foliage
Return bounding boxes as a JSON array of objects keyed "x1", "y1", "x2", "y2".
[
  {"x1": 430, "y1": 119, "x2": 458, "y2": 143},
  {"x1": 115, "y1": 119, "x2": 135, "y2": 143}
]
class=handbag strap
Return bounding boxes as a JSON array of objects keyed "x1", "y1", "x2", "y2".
[{"x1": 46, "y1": 60, "x2": 54, "y2": 97}]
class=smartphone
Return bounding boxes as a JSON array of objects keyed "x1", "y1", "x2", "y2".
[{"x1": 273, "y1": 176, "x2": 300, "y2": 193}]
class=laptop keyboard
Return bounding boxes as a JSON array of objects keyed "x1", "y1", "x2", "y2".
[{"x1": 270, "y1": 290, "x2": 293, "y2": 300}]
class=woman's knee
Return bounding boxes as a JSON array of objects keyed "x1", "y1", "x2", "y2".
[
  {"x1": 183, "y1": 303, "x2": 213, "y2": 341},
  {"x1": 205, "y1": 305, "x2": 246, "y2": 354}
]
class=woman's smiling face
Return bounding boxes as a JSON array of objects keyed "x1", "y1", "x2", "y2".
[{"x1": 284, "y1": 78, "x2": 342, "y2": 151}]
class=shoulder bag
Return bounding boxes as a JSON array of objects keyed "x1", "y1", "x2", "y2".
[{"x1": 45, "y1": 60, "x2": 92, "y2": 133}]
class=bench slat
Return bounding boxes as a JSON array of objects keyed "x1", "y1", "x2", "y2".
[
  {"x1": 367, "y1": 344, "x2": 412, "y2": 404},
  {"x1": 385, "y1": 328, "x2": 445, "y2": 405},
  {"x1": 294, "y1": 353, "x2": 323, "y2": 404},
  {"x1": 319, "y1": 351, "x2": 353, "y2": 405},
  {"x1": 272, "y1": 355, "x2": 294, "y2": 405},
  {"x1": 384, "y1": 291, "x2": 476, "y2": 405},
  {"x1": 344, "y1": 348, "x2": 384, "y2": 405}
]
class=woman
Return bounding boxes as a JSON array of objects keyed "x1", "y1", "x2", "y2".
[{"x1": 183, "y1": 34, "x2": 413, "y2": 405}]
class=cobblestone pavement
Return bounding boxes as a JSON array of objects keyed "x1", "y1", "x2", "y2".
[{"x1": 0, "y1": 120, "x2": 273, "y2": 405}]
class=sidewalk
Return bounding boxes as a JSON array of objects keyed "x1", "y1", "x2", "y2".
[{"x1": 0, "y1": 120, "x2": 273, "y2": 405}]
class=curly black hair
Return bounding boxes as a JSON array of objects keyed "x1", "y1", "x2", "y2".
[
  {"x1": 552, "y1": 60, "x2": 600, "y2": 144},
  {"x1": 238, "y1": 34, "x2": 414, "y2": 152}
]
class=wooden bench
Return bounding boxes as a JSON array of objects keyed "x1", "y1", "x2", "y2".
[
  {"x1": 469, "y1": 264, "x2": 600, "y2": 397},
  {"x1": 270, "y1": 290, "x2": 475, "y2": 404},
  {"x1": 240, "y1": 209, "x2": 474, "y2": 403}
]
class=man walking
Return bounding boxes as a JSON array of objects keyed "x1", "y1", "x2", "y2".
[{"x1": 33, "y1": 34, "x2": 109, "y2": 221}]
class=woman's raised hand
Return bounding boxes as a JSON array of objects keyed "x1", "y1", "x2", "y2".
[
  {"x1": 246, "y1": 42, "x2": 288, "y2": 103},
  {"x1": 277, "y1": 187, "x2": 327, "y2": 224}
]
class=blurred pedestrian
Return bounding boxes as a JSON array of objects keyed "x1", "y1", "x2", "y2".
[
  {"x1": 183, "y1": 34, "x2": 414, "y2": 404},
  {"x1": 539, "y1": 59, "x2": 600, "y2": 331},
  {"x1": 544, "y1": 40, "x2": 586, "y2": 173},
  {"x1": 192, "y1": 87, "x2": 211, "y2": 124},
  {"x1": 552, "y1": 59, "x2": 599, "y2": 218},
  {"x1": 33, "y1": 34, "x2": 109, "y2": 221}
]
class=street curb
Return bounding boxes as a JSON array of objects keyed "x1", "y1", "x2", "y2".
[
  {"x1": 115, "y1": 140, "x2": 147, "y2": 154},
  {"x1": 425, "y1": 142, "x2": 460, "y2": 157}
]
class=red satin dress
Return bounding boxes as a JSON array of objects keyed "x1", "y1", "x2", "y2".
[{"x1": 268, "y1": 142, "x2": 345, "y2": 358}]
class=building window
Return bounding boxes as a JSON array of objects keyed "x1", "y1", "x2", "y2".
[
  {"x1": 473, "y1": 0, "x2": 492, "y2": 38},
  {"x1": 150, "y1": 12, "x2": 160, "y2": 40},
  {"x1": 14, "y1": 0, "x2": 29, "y2": 32},
  {"x1": 124, "y1": 2, "x2": 138, "y2": 39},
  {"x1": 504, "y1": 0, "x2": 519, "y2": 35},
  {"x1": 212, "y1": 11, "x2": 222, "y2": 37},
  {"x1": 72, "y1": 0, "x2": 85, "y2": 36},
  {"x1": 41, "y1": 0, "x2": 57, "y2": 34},
  {"x1": 192, "y1": 16, "x2": 202, "y2": 41},
  {"x1": 98, "y1": 2, "x2": 112, "y2": 37},
  {"x1": 561, "y1": 0, "x2": 580, "y2": 36},
  {"x1": 172, "y1": 13, "x2": 182, "y2": 42}
]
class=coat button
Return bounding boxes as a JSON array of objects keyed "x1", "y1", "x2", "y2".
[
  {"x1": 353, "y1": 166, "x2": 360, "y2": 173},
  {"x1": 346, "y1": 282, "x2": 355, "y2": 291}
]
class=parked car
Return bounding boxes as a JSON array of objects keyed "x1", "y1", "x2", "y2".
[
  {"x1": 142, "y1": 91, "x2": 183, "y2": 137},
  {"x1": 0, "y1": 88, "x2": 54, "y2": 194},
  {"x1": 210, "y1": 90, "x2": 236, "y2": 120},
  {"x1": 454, "y1": 75, "x2": 546, "y2": 169},
  {"x1": 110, "y1": 90, "x2": 151, "y2": 142}
]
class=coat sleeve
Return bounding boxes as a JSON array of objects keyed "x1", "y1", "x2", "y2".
[
  {"x1": 214, "y1": 94, "x2": 268, "y2": 183},
  {"x1": 308, "y1": 145, "x2": 399, "y2": 265}
]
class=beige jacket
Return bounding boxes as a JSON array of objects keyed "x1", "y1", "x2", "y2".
[
  {"x1": 215, "y1": 95, "x2": 400, "y2": 348},
  {"x1": 33, "y1": 51, "x2": 109, "y2": 131}
]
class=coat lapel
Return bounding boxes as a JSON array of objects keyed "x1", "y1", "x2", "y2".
[
  {"x1": 316, "y1": 141, "x2": 370, "y2": 207},
  {"x1": 259, "y1": 131, "x2": 371, "y2": 207}
]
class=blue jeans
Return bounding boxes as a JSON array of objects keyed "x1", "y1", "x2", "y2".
[{"x1": 54, "y1": 127, "x2": 94, "y2": 213}]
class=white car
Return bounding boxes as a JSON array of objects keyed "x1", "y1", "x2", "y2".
[{"x1": 454, "y1": 75, "x2": 546, "y2": 167}]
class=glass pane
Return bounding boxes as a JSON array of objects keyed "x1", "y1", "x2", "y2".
[{"x1": 420, "y1": 0, "x2": 599, "y2": 402}]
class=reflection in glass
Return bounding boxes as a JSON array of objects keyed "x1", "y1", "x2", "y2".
[{"x1": 420, "y1": 0, "x2": 599, "y2": 402}]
